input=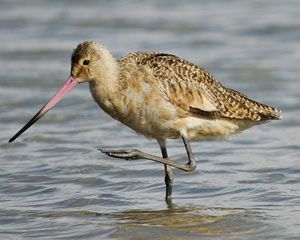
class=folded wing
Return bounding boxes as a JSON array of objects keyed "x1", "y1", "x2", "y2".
[{"x1": 135, "y1": 53, "x2": 281, "y2": 122}]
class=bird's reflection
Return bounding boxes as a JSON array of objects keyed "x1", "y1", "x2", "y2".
[
  {"x1": 114, "y1": 204, "x2": 270, "y2": 236},
  {"x1": 27, "y1": 203, "x2": 271, "y2": 238}
]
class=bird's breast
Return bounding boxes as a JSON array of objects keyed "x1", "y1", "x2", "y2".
[
  {"x1": 111, "y1": 84, "x2": 179, "y2": 139},
  {"x1": 92, "y1": 80, "x2": 179, "y2": 139}
]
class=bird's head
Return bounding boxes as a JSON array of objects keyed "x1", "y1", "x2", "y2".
[
  {"x1": 70, "y1": 41, "x2": 115, "y2": 84},
  {"x1": 9, "y1": 41, "x2": 114, "y2": 143}
]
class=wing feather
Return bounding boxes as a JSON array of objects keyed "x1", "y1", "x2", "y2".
[{"x1": 129, "y1": 52, "x2": 281, "y2": 122}]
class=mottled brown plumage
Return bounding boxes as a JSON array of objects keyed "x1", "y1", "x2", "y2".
[
  {"x1": 9, "y1": 40, "x2": 282, "y2": 142},
  {"x1": 9, "y1": 41, "x2": 282, "y2": 200},
  {"x1": 121, "y1": 51, "x2": 281, "y2": 122}
]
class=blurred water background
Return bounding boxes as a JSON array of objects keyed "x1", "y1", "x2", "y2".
[{"x1": 0, "y1": 0, "x2": 299, "y2": 239}]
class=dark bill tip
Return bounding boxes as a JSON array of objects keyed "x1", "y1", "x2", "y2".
[{"x1": 8, "y1": 76, "x2": 79, "y2": 143}]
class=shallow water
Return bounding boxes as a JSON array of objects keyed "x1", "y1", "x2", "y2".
[{"x1": 0, "y1": 0, "x2": 299, "y2": 239}]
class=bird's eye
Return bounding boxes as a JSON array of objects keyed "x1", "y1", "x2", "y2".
[{"x1": 83, "y1": 60, "x2": 90, "y2": 65}]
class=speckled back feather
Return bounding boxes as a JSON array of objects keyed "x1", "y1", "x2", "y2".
[{"x1": 120, "y1": 52, "x2": 281, "y2": 122}]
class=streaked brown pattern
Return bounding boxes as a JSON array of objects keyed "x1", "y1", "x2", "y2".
[{"x1": 121, "y1": 52, "x2": 281, "y2": 122}]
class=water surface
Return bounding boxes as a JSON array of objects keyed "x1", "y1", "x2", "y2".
[{"x1": 0, "y1": 0, "x2": 299, "y2": 239}]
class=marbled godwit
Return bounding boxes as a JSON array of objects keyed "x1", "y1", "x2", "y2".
[{"x1": 9, "y1": 41, "x2": 281, "y2": 200}]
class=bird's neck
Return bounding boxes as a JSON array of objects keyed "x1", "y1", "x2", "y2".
[{"x1": 88, "y1": 57, "x2": 120, "y2": 113}]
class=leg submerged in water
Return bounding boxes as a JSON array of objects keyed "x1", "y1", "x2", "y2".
[{"x1": 157, "y1": 139, "x2": 174, "y2": 200}]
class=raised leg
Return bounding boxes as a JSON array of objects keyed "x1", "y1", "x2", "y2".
[
  {"x1": 181, "y1": 134, "x2": 197, "y2": 170},
  {"x1": 158, "y1": 139, "x2": 174, "y2": 200},
  {"x1": 99, "y1": 132, "x2": 197, "y2": 172}
]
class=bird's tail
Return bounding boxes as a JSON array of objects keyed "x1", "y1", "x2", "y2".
[
  {"x1": 227, "y1": 88, "x2": 282, "y2": 121},
  {"x1": 256, "y1": 103, "x2": 282, "y2": 121}
]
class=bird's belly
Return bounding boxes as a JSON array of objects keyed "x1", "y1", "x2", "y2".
[
  {"x1": 122, "y1": 114, "x2": 255, "y2": 141},
  {"x1": 99, "y1": 95, "x2": 256, "y2": 141},
  {"x1": 110, "y1": 97, "x2": 179, "y2": 139},
  {"x1": 174, "y1": 117, "x2": 256, "y2": 141},
  {"x1": 119, "y1": 108, "x2": 180, "y2": 140}
]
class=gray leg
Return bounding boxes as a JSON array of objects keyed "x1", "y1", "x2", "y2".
[
  {"x1": 158, "y1": 139, "x2": 174, "y2": 200},
  {"x1": 100, "y1": 133, "x2": 197, "y2": 172},
  {"x1": 181, "y1": 134, "x2": 197, "y2": 170}
]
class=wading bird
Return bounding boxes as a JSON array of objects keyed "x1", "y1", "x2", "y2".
[{"x1": 9, "y1": 41, "x2": 281, "y2": 201}]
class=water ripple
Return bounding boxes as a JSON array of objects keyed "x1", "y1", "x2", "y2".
[{"x1": 1, "y1": 0, "x2": 299, "y2": 239}]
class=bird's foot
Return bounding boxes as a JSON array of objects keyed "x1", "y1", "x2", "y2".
[
  {"x1": 99, "y1": 148, "x2": 144, "y2": 160},
  {"x1": 99, "y1": 149, "x2": 183, "y2": 162},
  {"x1": 99, "y1": 147, "x2": 196, "y2": 172}
]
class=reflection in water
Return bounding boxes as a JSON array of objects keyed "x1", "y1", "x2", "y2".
[
  {"x1": 113, "y1": 205, "x2": 270, "y2": 239},
  {"x1": 18, "y1": 205, "x2": 271, "y2": 239}
]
